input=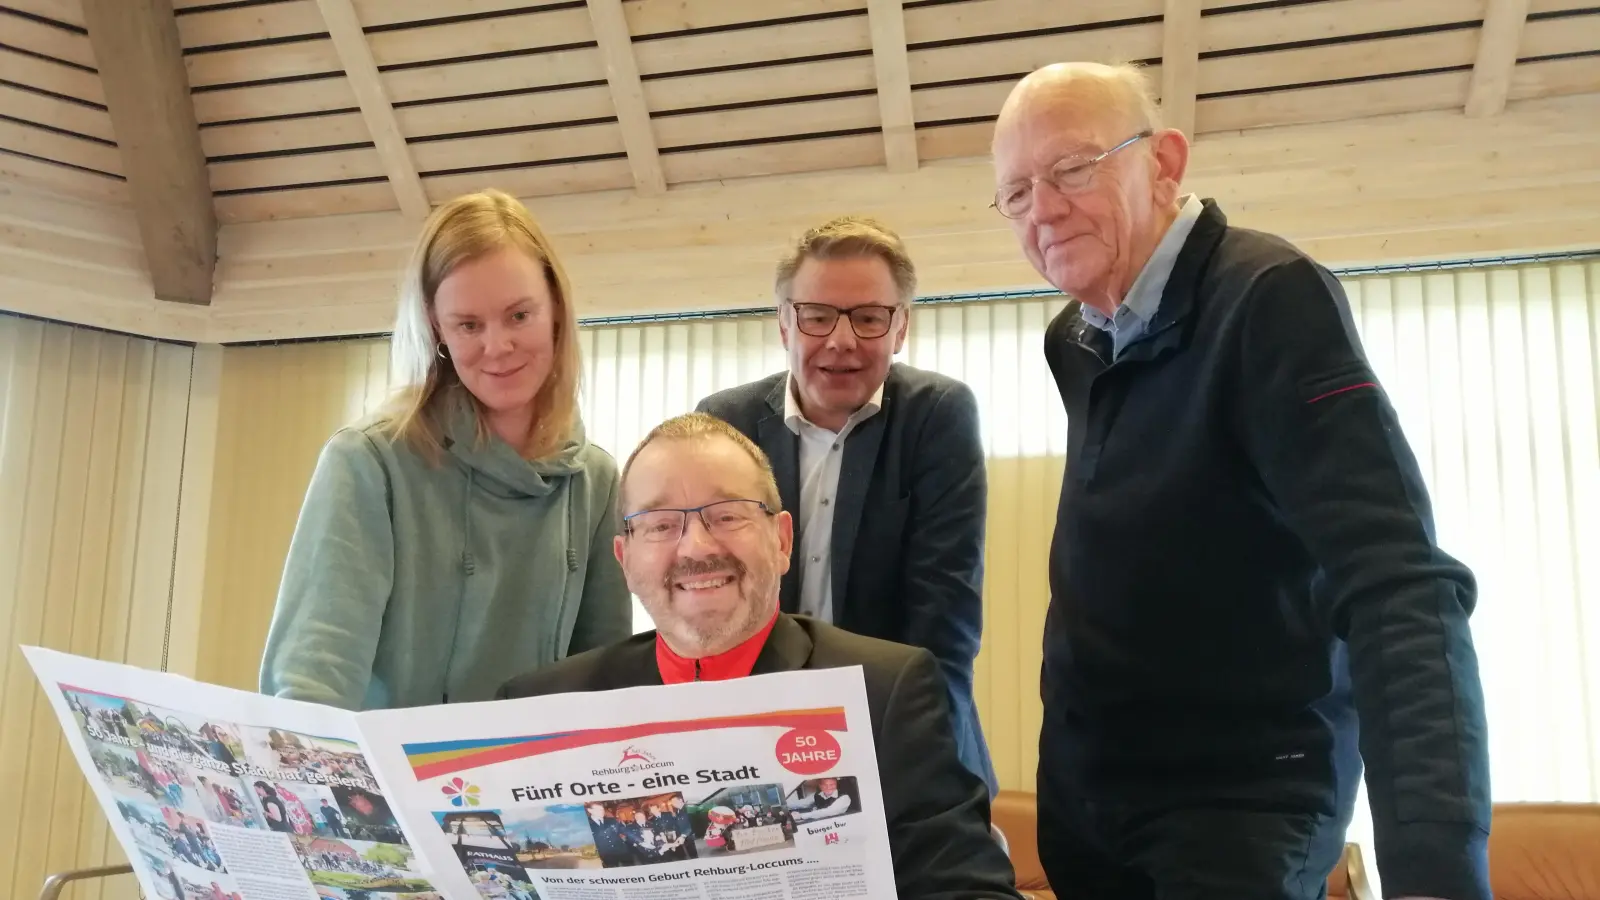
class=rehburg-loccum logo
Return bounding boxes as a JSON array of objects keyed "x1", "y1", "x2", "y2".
[
  {"x1": 618, "y1": 745, "x2": 654, "y2": 766},
  {"x1": 592, "y1": 744, "x2": 671, "y2": 777},
  {"x1": 442, "y1": 776, "x2": 481, "y2": 807}
]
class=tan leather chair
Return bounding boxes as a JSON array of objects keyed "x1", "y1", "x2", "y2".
[
  {"x1": 1489, "y1": 802, "x2": 1600, "y2": 899},
  {"x1": 991, "y1": 790, "x2": 1054, "y2": 899},
  {"x1": 1327, "y1": 842, "x2": 1376, "y2": 900}
]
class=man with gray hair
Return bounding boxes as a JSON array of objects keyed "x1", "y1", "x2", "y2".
[
  {"x1": 992, "y1": 62, "x2": 1490, "y2": 899},
  {"x1": 696, "y1": 216, "x2": 997, "y2": 796}
]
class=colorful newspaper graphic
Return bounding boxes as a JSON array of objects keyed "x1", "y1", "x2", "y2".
[
  {"x1": 355, "y1": 667, "x2": 893, "y2": 900},
  {"x1": 23, "y1": 647, "x2": 895, "y2": 900}
]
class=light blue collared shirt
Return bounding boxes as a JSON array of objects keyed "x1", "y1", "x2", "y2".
[{"x1": 1080, "y1": 194, "x2": 1204, "y2": 359}]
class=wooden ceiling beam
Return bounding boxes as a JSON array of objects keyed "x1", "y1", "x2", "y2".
[
  {"x1": 314, "y1": 0, "x2": 431, "y2": 219},
  {"x1": 586, "y1": 0, "x2": 667, "y2": 195},
  {"x1": 81, "y1": 0, "x2": 216, "y2": 305},
  {"x1": 1465, "y1": 0, "x2": 1532, "y2": 117},
  {"x1": 867, "y1": 0, "x2": 918, "y2": 173},
  {"x1": 1161, "y1": 0, "x2": 1202, "y2": 137}
]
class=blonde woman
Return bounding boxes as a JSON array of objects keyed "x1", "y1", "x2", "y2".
[{"x1": 260, "y1": 189, "x2": 631, "y2": 710}]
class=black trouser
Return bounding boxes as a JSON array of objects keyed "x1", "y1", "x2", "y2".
[{"x1": 1037, "y1": 768, "x2": 1349, "y2": 900}]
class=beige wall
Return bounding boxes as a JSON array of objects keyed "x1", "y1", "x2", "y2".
[{"x1": 0, "y1": 316, "x2": 217, "y2": 900}]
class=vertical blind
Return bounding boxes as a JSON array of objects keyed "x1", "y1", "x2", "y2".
[{"x1": 0, "y1": 316, "x2": 194, "y2": 900}]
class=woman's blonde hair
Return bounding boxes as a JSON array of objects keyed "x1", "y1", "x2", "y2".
[{"x1": 380, "y1": 189, "x2": 582, "y2": 462}]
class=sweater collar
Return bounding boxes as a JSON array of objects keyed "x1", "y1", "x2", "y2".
[
  {"x1": 438, "y1": 385, "x2": 587, "y2": 498},
  {"x1": 655, "y1": 611, "x2": 780, "y2": 684}
]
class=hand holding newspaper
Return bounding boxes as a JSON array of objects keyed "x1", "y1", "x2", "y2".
[{"x1": 23, "y1": 646, "x2": 897, "y2": 900}]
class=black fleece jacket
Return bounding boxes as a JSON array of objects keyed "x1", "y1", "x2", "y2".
[{"x1": 1041, "y1": 199, "x2": 1491, "y2": 899}]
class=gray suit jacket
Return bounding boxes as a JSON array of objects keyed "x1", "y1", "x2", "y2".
[{"x1": 697, "y1": 363, "x2": 997, "y2": 794}]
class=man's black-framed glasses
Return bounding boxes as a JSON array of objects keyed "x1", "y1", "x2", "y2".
[
  {"x1": 991, "y1": 130, "x2": 1154, "y2": 219},
  {"x1": 623, "y1": 499, "x2": 775, "y2": 543},
  {"x1": 785, "y1": 301, "x2": 900, "y2": 339}
]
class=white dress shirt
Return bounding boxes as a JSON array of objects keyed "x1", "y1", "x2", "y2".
[{"x1": 783, "y1": 376, "x2": 884, "y2": 624}]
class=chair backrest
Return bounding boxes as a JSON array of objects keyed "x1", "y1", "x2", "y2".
[
  {"x1": 1326, "y1": 843, "x2": 1376, "y2": 900},
  {"x1": 1489, "y1": 802, "x2": 1600, "y2": 900},
  {"x1": 990, "y1": 790, "x2": 1051, "y2": 894}
]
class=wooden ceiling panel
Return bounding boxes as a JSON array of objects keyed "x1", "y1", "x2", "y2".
[
  {"x1": 1200, "y1": 0, "x2": 1486, "y2": 55},
  {"x1": 184, "y1": 39, "x2": 343, "y2": 89},
  {"x1": 214, "y1": 245, "x2": 403, "y2": 289},
  {"x1": 407, "y1": 124, "x2": 626, "y2": 173},
  {"x1": 661, "y1": 132, "x2": 884, "y2": 184},
  {"x1": 1527, "y1": 0, "x2": 1594, "y2": 12},
  {"x1": 3, "y1": 0, "x2": 85, "y2": 28},
  {"x1": 625, "y1": 0, "x2": 866, "y2": 37},
  {"x1": 904, "y1": 0, "x2": 1162, "y2": 45},
  {"x1": 1510, "y1": 54, "x2": 1600, "y2": 99},
  {"x1": 0, "y1": 118, "x2": 121, "y2": 174},
  {"x1": 213, "y1": 181, "x2": 396, "y2": 223},
  {"x1": 1521, "y1": 12, "x2": 1600, "y2": 57},
  {"x1": 0, "y1": 217, "x2": 148, "y2": 271},
  {"x1": 1196, "y1": 70, "x2": 1469, "y2": 131},
  {"x1": 912, "y1": 79, "x2": 1017, "y2": 124},
  {"x1": 653, "y1": 94, "x2": 880, "y2": 149},
  {"x1": 5, "y1": 0, "x2": 1598, "y2": 231},
  {"x1": 379, "y1": 47, "x2": 606, "y2": 104},
  {"x1": 0, "y1": 46, "x2": 104, "y2": 104},
  {"x1": 393, "y1": 86, "x2": 616, "y2": 139},
  {"x1": 916, "y1": 120, "x2": 996, "y2": 161},
  {"x1": 421, "y1": 158, "x2": 634, "y2": 202},
  {"x1": 2, "y1": 9, "x2": 97, "y2": 68},
  {"x1": 191, "y1": 76, "x2": 357, "y2": 124},
  {"x1": 208, "y1": 146, "x2": 383, "y2": 192},
  {"x1": 364, "y1": 8, "x2": 596, "y2": 69},
  {"x1": 0, "y1": 181, "x2": 141, "y2": 246},
  {"x1": 633, "y1": 16, "x2": 872, "y2": 78},
  {"x1": 0, "y1": 153, "x2": 124, "y2": 204},
  {"x1": 175, "y1": 1, "x2": 326, "y2": 49},
  {"x1": 1197, "y1": 29, "x2": 1480, "y2": 96},
  {"x1": 908, "y1": 22, "x2": 1162, "y2": 87},
  {"x1": 350, "y1": 0, "x2": 550, "y2": 29},
  {"x1": 641, "y1": 56, "x2": 876, "y2": 113},
  {"x1": 0, "y1": 83, "x2": 114, "y2": 142},
  {"x1": 200, "y1": 111, "x2": 370, "y2": 157}
]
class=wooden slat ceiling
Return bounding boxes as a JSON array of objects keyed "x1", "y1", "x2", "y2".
[{"x1": 1, "y1": 0, "x2": 1598, "y2": 224}]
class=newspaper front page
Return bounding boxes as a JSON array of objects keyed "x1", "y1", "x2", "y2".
[
  {"x1": 23, "y1": 648, "x2": 896, "y2": 900},
  {"x1": 354, "y1": 667, "x2": 895, "y2": 900}
]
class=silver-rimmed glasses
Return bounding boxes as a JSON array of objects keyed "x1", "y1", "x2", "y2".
[{"x1": 991, "y1": 130, "x2": 1154, "y2": 219}]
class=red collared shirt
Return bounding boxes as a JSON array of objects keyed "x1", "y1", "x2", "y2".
[{"x1": 655, "y1": 612, "x2": 779, "y2": 684}]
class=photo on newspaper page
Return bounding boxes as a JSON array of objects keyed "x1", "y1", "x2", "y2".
[
  {"x1": 354, "y1": 666, "x2": 896, "y2": 900},
  {"x1": 22, "y1": 646, "x2": 446, "y2": 900}
]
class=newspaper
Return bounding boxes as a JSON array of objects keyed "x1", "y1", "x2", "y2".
[{"x1": 23, "y1": 646, "x2": 896, "y2": 900}]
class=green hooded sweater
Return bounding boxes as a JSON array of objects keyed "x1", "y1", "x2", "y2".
[{"x1": 259, "y1": 389, "x2": 633, "y2": 710}]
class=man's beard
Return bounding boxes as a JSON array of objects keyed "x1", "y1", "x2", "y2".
[{"x1": 646, "y1": 554, "x2": 778, "y2": 654}]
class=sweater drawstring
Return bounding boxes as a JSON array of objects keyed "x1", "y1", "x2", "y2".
[
  {"x1": 566, "y1": 486, "x2": 579, "y2": 573},
  {"x1": 443, "y1": 469, "x2": 475, "y2": 704}
]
